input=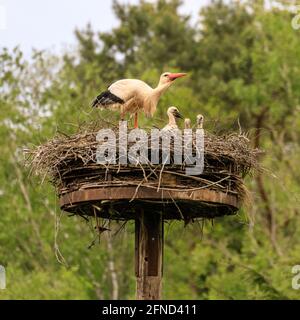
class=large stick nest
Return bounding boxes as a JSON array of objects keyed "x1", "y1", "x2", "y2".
[{"x1": 26, "y1": 121, "x2": 261, "y2": 220}]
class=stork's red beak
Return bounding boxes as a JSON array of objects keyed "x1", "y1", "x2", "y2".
[{"x1": 168, "y1": 73, "x2": 187, "y2": 81}]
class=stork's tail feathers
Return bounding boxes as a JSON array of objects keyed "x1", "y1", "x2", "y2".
[{"x1": 91, "y1": 90, "x2": 124, "y2": 108}]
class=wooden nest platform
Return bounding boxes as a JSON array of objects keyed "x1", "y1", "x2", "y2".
[
  {"x1": 27, "y1": 122, "x2": 260, "y2": 221},
  {"x1": 26, "y1": 121, "x2": 261, "y2": 300},
  {"x1": 59, "y1": 170, "x2": 241, "y2": 220}
]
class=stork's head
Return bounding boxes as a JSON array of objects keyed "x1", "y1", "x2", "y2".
[
  {"x1": 167, "y1": 106, "x2": 183, "y2": 120},
  {"x1": 159, "y1": 72, "x2": 187, "y2": 85},
  {"x1": 184, "y1": 118, "x2": 191, "y2": 129},
  {"x1": 196, "y1": 114, "x2": 204, "y2": 129}
]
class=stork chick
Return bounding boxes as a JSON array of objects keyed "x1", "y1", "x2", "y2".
[
  {"x1": 92, "y1": 72, "x2": 187, "y2": 128},
  {"x1": 184, "y1": 118, "x2": 191, "y2": 129},
  {"x1": 162, "y1": 106, "x2": 183, "y2": 131},
  {"x1": 196, "y1": 114, "x2": 204, "y2": 129}
]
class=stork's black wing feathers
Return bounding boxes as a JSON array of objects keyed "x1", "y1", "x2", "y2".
[{"x1": 92, "y1": 90, "x2": 124, "y2": 108}]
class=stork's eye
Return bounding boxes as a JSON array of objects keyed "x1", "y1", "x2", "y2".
[{"x1": 164, "y1": 74, "x2": 168, "y2": 77}]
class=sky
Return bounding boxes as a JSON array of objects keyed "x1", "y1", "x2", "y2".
[{"x1": 0, "y1": 0, "x2": 211, "y2": 57}]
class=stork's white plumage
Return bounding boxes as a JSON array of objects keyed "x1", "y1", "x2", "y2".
[
  {"x1": 162, "y1": 106, "x2": 183, "y2": 132},
  {"x1": 184, "y1": 118, "x2": 191, "y2": 129},
  {"x1": 196, "y1": 114, "x2": 204, "y2": 129},
  {"x1": 92, "y1": 72, "x2": 186, "y2": 128}
]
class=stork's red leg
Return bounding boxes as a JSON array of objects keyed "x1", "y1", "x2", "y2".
[
  {"x1": 120, "y1": 109, "x2": 125, "y2": 121},
  {"x1": 134, "y1": 113, "x2": 138, "y2": 129}
]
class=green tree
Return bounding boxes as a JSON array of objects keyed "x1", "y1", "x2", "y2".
[{"x1": 1, "y1": 0, "x2": 300, "y2": 300}]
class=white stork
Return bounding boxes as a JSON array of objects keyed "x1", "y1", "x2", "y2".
[
  {"x1": 92, "y1": 72, "x2": 186, "y2": 128},
  {"x1": 196, "y1": 114, "x2": 204, "y2": 129},
  {"x1": 184, "y1": 118, "x2": 191, "y2": 129},
  {"x1": 162, "y1": 106, "x2": 183, "y2": 131}
]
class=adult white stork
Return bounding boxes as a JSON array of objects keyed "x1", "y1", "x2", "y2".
[
  {"x1": 162, "y1": 106, "x2": 183, "y2": 131},
  {"x1": 92, "y1": 72, "x2": 186, "y2": 128},
  {"x1": 196, "y1": 114, "x2": 204, "y2": 129}
]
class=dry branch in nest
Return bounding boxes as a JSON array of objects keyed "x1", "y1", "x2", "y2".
[{"x1": 26, "y1": 120, "x2": 261, "y2": 221}]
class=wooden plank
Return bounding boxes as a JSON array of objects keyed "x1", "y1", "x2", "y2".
[
  {"x1": 60, "y1": 186, "x2": 239, "y2": 208},
  {"x1": 135, "y1": 218, "x2": 140, "y2": 277},
  {"x1": 135, "y1": 210, "x2": 163, "y2": 300}
]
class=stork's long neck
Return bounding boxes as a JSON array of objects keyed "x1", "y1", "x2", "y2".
[
  {"x1": 197, "y1": 121, "x2": 203, "y2": 129},
  {"x1": 144, "y1": 82, "x2": 172, "y2": 117},
  {"x1": 153, "y1": 82, "x2": 171, "y2": 100},
  {"x1": 168, "y1": 113, "x2": 177, "y2": 125}
]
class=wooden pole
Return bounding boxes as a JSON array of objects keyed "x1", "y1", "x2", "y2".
[{"x1": 135, "y1": 210, "x2": 163, "y2": 300}]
